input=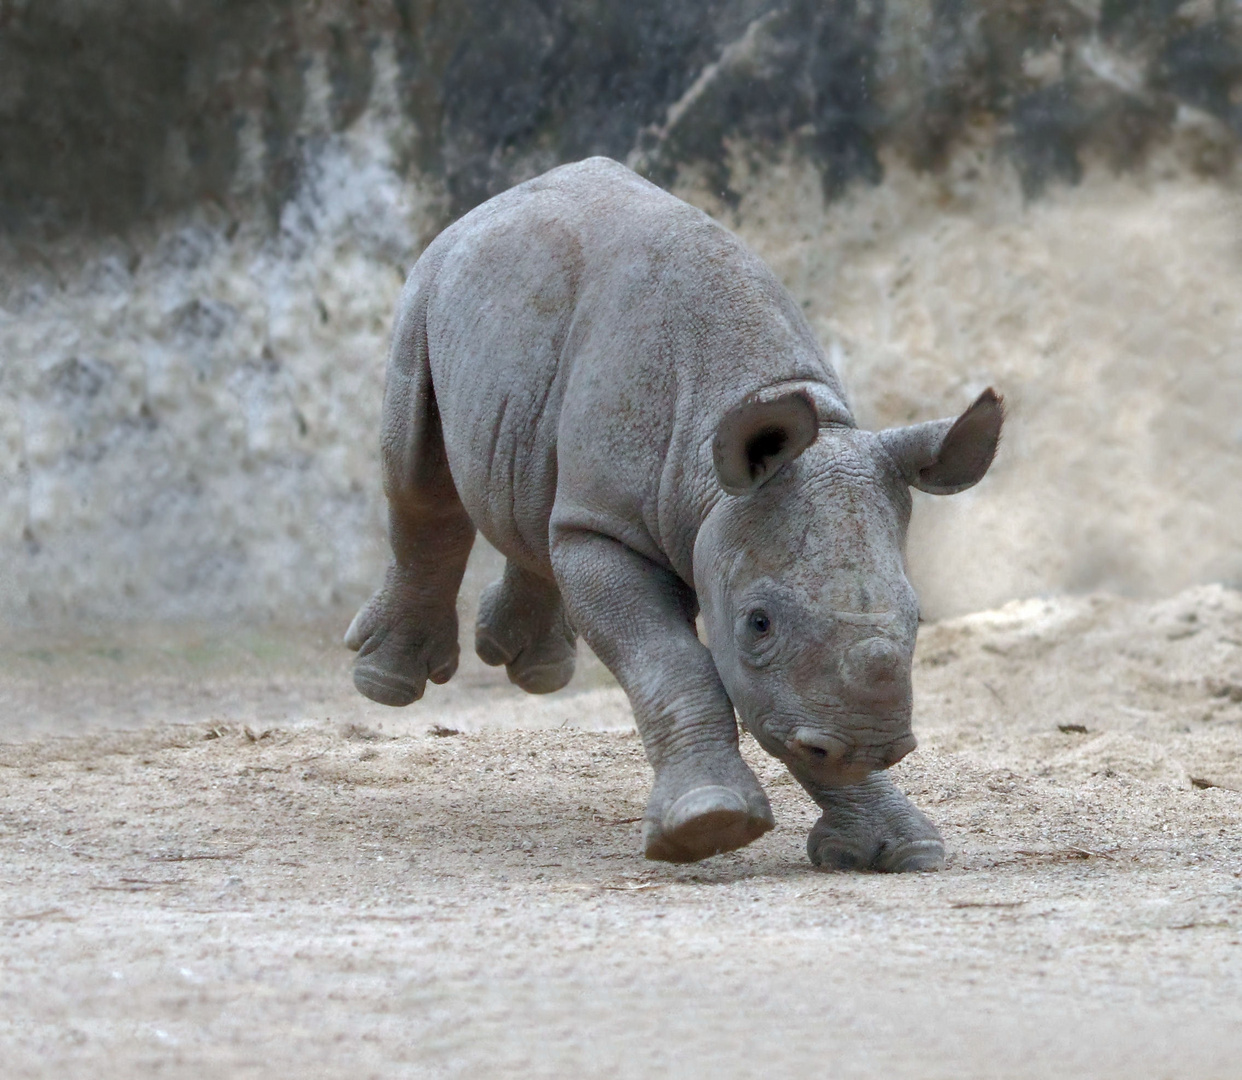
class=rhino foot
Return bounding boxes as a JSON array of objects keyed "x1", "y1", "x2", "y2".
[
  {"x1": 475, "y1": 565, "x2": 576, "y2": 695},
  {"x1": 643, "y1": 779, "x2": 774, "y2": 863},
  {"x1": 345, "y1": 573, "x2": 460, "y2": 707},
  {"x1": 806, "y1": 772, "x2": 944, "y2": 873}
]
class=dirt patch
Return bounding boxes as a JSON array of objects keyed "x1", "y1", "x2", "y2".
[{"x1": 4, "y1": 585, "x2": 1242, "y2": 1077}]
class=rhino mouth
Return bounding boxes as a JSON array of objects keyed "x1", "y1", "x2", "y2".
[
  {"x1": 740, "y1": 712, "x2": 916, "y2": 787},
  {"x1": 741, "y1": 702, "x2": 916, "y2": 775}
]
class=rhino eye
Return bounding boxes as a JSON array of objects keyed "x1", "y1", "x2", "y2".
[{"x1": 748, "y1": 610, "x2": 771, "y2": 635}]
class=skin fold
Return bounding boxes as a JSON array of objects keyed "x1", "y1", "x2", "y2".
[{"x1": 346, "y1": 157, "x2": 1003, "y2": 868}]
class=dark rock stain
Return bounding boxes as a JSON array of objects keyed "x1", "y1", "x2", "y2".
[{"x1": 2, "y1": 0, "x2": 1240, "y2": 237}]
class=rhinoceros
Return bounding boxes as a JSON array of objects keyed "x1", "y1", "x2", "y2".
[{"x1": 346, "y1": 157, "x2": 1002, "y2": 870}]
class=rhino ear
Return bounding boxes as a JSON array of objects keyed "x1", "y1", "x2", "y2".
[
  {"x1": 879, "y1": 388, "x2": 1004, "y2": 495},
  {"x1": 713, "y1": 389, "x2": 819, "y2": 495}
]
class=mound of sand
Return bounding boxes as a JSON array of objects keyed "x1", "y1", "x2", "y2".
[{"x1": 913, "y1": 582, "x2": 1242, "y2": 789}]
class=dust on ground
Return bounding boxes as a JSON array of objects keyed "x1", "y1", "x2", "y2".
[
  {"x1": 3, "y1": 583, "x2": 1242, "y2": 1078},
  {"x1": 679, "y1": 153, "x2": 1242, "y2": 620}
]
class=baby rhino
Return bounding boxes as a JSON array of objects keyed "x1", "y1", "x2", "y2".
[{"x1": 346, "y1": 157, "x2": 1002, "y2": 870}]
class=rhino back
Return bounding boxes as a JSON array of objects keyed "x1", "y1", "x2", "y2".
[{"x1": 422, "y1": 157, "x2": 846, "y2": 580}]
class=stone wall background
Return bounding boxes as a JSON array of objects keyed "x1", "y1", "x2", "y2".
[{"x1": 1, "y1": 0, "x2": 1241, "y2": 627}]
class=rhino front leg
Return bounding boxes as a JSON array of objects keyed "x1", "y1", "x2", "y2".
[
  {"x1": 475, "y1": 560, "x2": 577, "y2": 694},
  {"x1": 552, "y1": 532, "x2": 773, "y2": 862},
  {"x1": 801, "y1": 771, "x2": 944, "y2": 873}
]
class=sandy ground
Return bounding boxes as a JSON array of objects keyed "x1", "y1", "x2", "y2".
[{"x1": 3, "y1": 581, "x2": 1242, "y2": 1078}]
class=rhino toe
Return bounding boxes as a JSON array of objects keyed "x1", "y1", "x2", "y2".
[
  {"x1": 807, "y1": 835, "x2": 869, "y2": 871},
  {"x1": 507, "y1": 655, "x2": 576, "y2": 695},
  {"x1": 478, "y1": 622, "x2": 576, "y2": 694},
  {"x1": 352, "y1": 638, "x2": 459, "y2": 706},
  {"x1": 809, "y1": 833, "x2": 943, "y2": 873},
  {"x1": 353, "y1": 664, "x2": 425, "y2": 707},
  {"x1": 874, "y1": 837, "x2": 944, "y2": 873}
]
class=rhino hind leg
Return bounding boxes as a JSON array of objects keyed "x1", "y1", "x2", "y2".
[
  {"x1": 346, "y1": 532, "x2": 472, "y2": 707},
  {"x1": 346, "y1": 270, "x2": 476, "y2": 707},
  {"x1": 475, "y1": 562, "x2": 577, "y2": 694},
  {"x1": 804, "y1": 771, "x2": 945, "y2": 873},
  {"x1": 346, "y1": 495, "x2": 475, "y2": 708}
]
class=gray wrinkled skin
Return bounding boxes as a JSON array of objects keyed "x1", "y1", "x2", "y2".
[{"x1": 346, "y1": 157, "x2": 1003, "y2": 869}]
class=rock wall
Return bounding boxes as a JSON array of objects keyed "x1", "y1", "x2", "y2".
[
  {"x1": 1, "y1": 37, "x2": 436, "y2": 623},
  {"x1": 6, "y1": 0, "x2": 1242, "y2": 233},
  {"x1": 1, "y1": 0, "x2": 1241, "y2": 626}
]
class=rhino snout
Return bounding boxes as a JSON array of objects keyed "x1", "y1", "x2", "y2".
[
  {"x1": 878, "y1": 731, "x2": 918, "y2": 767},
  {"x1": 841, "y1": 637, "x2": 909, "y2": 704}
]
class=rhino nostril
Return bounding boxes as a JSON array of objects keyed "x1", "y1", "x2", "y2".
[{"x1": 786, "y1": 728, "x2": 849, "y2": 767}]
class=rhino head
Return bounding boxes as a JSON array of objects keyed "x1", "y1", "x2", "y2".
[{"x1": 694, "y1": 386, "x2": 1003, "y2": 791}]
